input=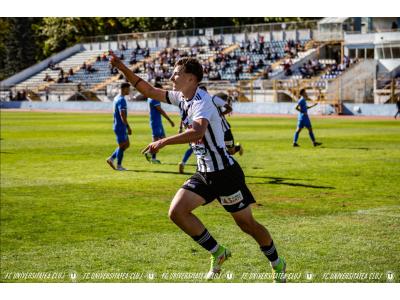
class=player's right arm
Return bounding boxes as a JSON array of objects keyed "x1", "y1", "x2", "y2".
[{"x1": 109, "y1": 52, "x2": 167, "y2": 103}]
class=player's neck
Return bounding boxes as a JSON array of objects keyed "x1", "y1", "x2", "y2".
[{"x1": 182, "y1": 86, "x2": 198, "y2": 101}]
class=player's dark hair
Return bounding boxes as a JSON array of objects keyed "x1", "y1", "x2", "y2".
[
  {"x1": 198, "y1": 85, "x2": 207, "y2": 91},
  {"x1": 154, "y1": 82, "x2": 162, "y2": 88},
  {"x1": 215, "y1": 92, "x2": 228, "y2": 101},
  {"x1": 175, "y1": 57, "x2": 203, "y2": 83},
  {"x1": 299, "y1": 88, "x2": 307, "y2": 96},
  {"x1": 121, "y1": 82, "x2": 130, "y2": 89}
]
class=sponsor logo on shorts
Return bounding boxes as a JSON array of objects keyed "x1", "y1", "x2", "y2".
[
  {"x1": 220, "y1": 191, "x2": 244, "y2": 206},
  {"x1": 184, "y1": 180, "x2": 196, "y2": 189}
]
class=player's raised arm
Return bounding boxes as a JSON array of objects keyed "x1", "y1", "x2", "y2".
[{"x1": 109, "y1": 51, "x2": 167, "y2": 102}]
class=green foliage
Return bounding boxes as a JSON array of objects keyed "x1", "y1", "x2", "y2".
[
  {"x1": 1, "y1": 112, "x2": 399, "y2": 283},
  {"x1": 0, "y1": 18, "x2": 39, "y2": 81}
]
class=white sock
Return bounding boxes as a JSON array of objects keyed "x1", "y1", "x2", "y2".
[{"x1": 271, "y1": 257, "x2": 280, "y2": 268}]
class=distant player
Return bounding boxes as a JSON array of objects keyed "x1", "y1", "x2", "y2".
[
  {"x1": 394, "y1": 96, "x2": 400, "y2": 119},
  {"x1": 106, "y1": 82, "x2": 132, "y2": 171},
  {"x1": 145, "y1": 83, "x2": 175, "y2": 164},
  {"x1": 110, "y1": 53, "x2": 286, "y2": 282},
  {"x1": 293, "y1": 88, "x2": 322, "y2": 147},
  {"x1": 211, "y1": 92, "x2": 243, "y2": 156}
]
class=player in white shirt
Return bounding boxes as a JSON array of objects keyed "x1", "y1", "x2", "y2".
[{"x1": 110, "y1": 52, "x2": 286, "y2": 282}]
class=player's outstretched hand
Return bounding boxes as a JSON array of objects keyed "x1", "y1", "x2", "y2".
[
  {"x1": 141, "y1": 140, "x2": 166, "y2": 154},
  {"x1": 109, "y1": 50, "x2": 122, "y2": 68},
  {"x1": 169, "y1": 120, "x2": 175, "y2": 127}
]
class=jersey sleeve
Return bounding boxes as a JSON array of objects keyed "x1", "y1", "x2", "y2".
[
  {"x1": 166, "y1": 91, "x2": 182, "y2": 106},
  {"x1": 191, "y1": 98, "x2": 214, "y2": 122}
]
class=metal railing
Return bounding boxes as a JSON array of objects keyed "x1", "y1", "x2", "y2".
[{"x1": 81, "y1": 20, "x2": 319, "y2": 45}]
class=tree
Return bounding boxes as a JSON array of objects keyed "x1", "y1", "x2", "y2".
[{"x1": 1, "y1": 18, "x2": 38, "y2": 81}]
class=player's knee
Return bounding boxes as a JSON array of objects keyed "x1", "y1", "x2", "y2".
[{"x1": 168, "y1": 205, "x2": 183, "y2": 222}]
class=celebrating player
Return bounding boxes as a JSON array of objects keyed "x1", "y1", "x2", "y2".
[{"x1": 110, "y1": 52, "x2": 286, "y2": 282}]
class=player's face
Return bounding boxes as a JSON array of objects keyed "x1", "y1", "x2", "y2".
[
  {"x1": 170, "y1": 66, "x2": 191, "y2": 92},
  {"x1": 121, "y1": 87, "x2": 130, "y2": 95}
]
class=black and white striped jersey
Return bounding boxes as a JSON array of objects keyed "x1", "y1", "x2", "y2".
[{"x1": 166, "y1": 87, "x2": 235, "y2": 173}]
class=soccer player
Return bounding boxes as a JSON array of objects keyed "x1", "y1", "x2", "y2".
[
  {"x1": 110, "y1": 53, "x2": 286, "y2": 282},
  {"x1": 106, "y1": 82, "x2": 132, "y2": 171},
  {"x1": 293, "y1": 88, "x2": 322, "y2": 147},
  {"x1": 394, "y1": 96, "x2": 400, "y2": 119},
  {"x1": 146, "y1": 83, "x2": 175, "y2": 164},
  {"x1": 211, "y1": 91, "x2": 244, "y2": 156}
]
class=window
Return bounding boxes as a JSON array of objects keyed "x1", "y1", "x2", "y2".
[
  {"x1": 392, "y1": 47, "x2": 400, "y2": 58},
  {"x1": 366, "y1": 48, "x2": 374, "y2": 58},
  {"x1": 358, "y1": 48, "x2": 365, "y2": 59},
  {"x1": 383, "y1": 47, "x2": 392, "y2": 59}
]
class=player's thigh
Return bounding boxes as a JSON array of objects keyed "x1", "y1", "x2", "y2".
[
  {"x1": 116, "y1": 130, "x2": 128, "y2": 145},
  {"x1": 170, "y1": 188, "x2": 207, "y2": 215},
  {"x1": 152, "y1": 126, "x2": 165, "y2": 139}
]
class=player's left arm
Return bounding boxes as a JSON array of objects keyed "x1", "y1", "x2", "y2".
[
  {"x1": 120, "y1": 109, "x2": 132, "y2": 135},
  {"x1": 155, "y1": 106, "x2": 175, "y2": 127},
  {"x1": 307, "y1": 102, "x2": 318, "y2": 109},
  {"x1": 142, "y1": 118, "x2": 208, "y2": 154}
]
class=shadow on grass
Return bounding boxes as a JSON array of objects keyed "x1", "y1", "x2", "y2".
[
  {"x1": 125, "y1": 169, "x2": 188, "y2": 175},
  {"x1": 320, "y1": 146, "x2": 372, "y2": 151},
  {"x1": 247, "y1": 175, "x2": 335, "y2": 189}
]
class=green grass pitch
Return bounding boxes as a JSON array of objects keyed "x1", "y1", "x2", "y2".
[{"x1": 1, "y1": 111, "x2": 399, "y2": 282}]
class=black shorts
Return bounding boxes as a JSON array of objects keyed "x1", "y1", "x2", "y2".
[
  {"x1": 224, "y1": 129, "x2": 234, "y2": 147},
  {"x1": 181, "y1": 162, "x2": 256, "y2": 213}
]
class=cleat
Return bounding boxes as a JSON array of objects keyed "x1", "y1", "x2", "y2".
[
  {"x1": 116, "y1": 165, "x2": 126, "y2": 171},
  {"x1": 237, "y1": 143, "x2": 244, "y2": 156},
  {"x1": 178, "y1": 162, "x2": 185, "y2": 174},
  {"x1": 151, "y1": 159, "x2": 161, "y2": 164},
  {"x1": 313, "y1": 142, "x2": 322, "y2": 147},
  {"x1": 293, "y1": 143, "x2": 300, "y2": 147},
  {"x1": 106, "y1": 158, "x2": 116, "y2": 170},
  {"x1": 206, "y1": 245, "x2": 231, "y2": 280},
  {"x1": 144, "y1": 152, "x2": 152, "y2": 162},
  {"x1": 272, "y1": 257, "x2": 286, "y2": 283}
]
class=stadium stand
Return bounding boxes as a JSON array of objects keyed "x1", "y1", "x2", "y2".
[{"x1": 1, "y1": 18, "x2": 399, "y2": 108}]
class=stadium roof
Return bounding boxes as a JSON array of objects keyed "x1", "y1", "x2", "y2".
[{"x1": 318, "y1": 17, "x2": 350, "y2": 25}]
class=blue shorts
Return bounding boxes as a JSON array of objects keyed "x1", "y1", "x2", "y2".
[
  {"x1": 114, "y1": 130, "x2": 128, "y2": 144},
  {"x1": 297, "y1": 116, "x2": 312, "y2": 129},
  {"x1": 151, "y1": 125, "x2": 165, "y2": 139}
]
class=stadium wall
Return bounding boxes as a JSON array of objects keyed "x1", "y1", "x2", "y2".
[{"x1": 1, "y1": 101, "x2": 397, "y2": 116}]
